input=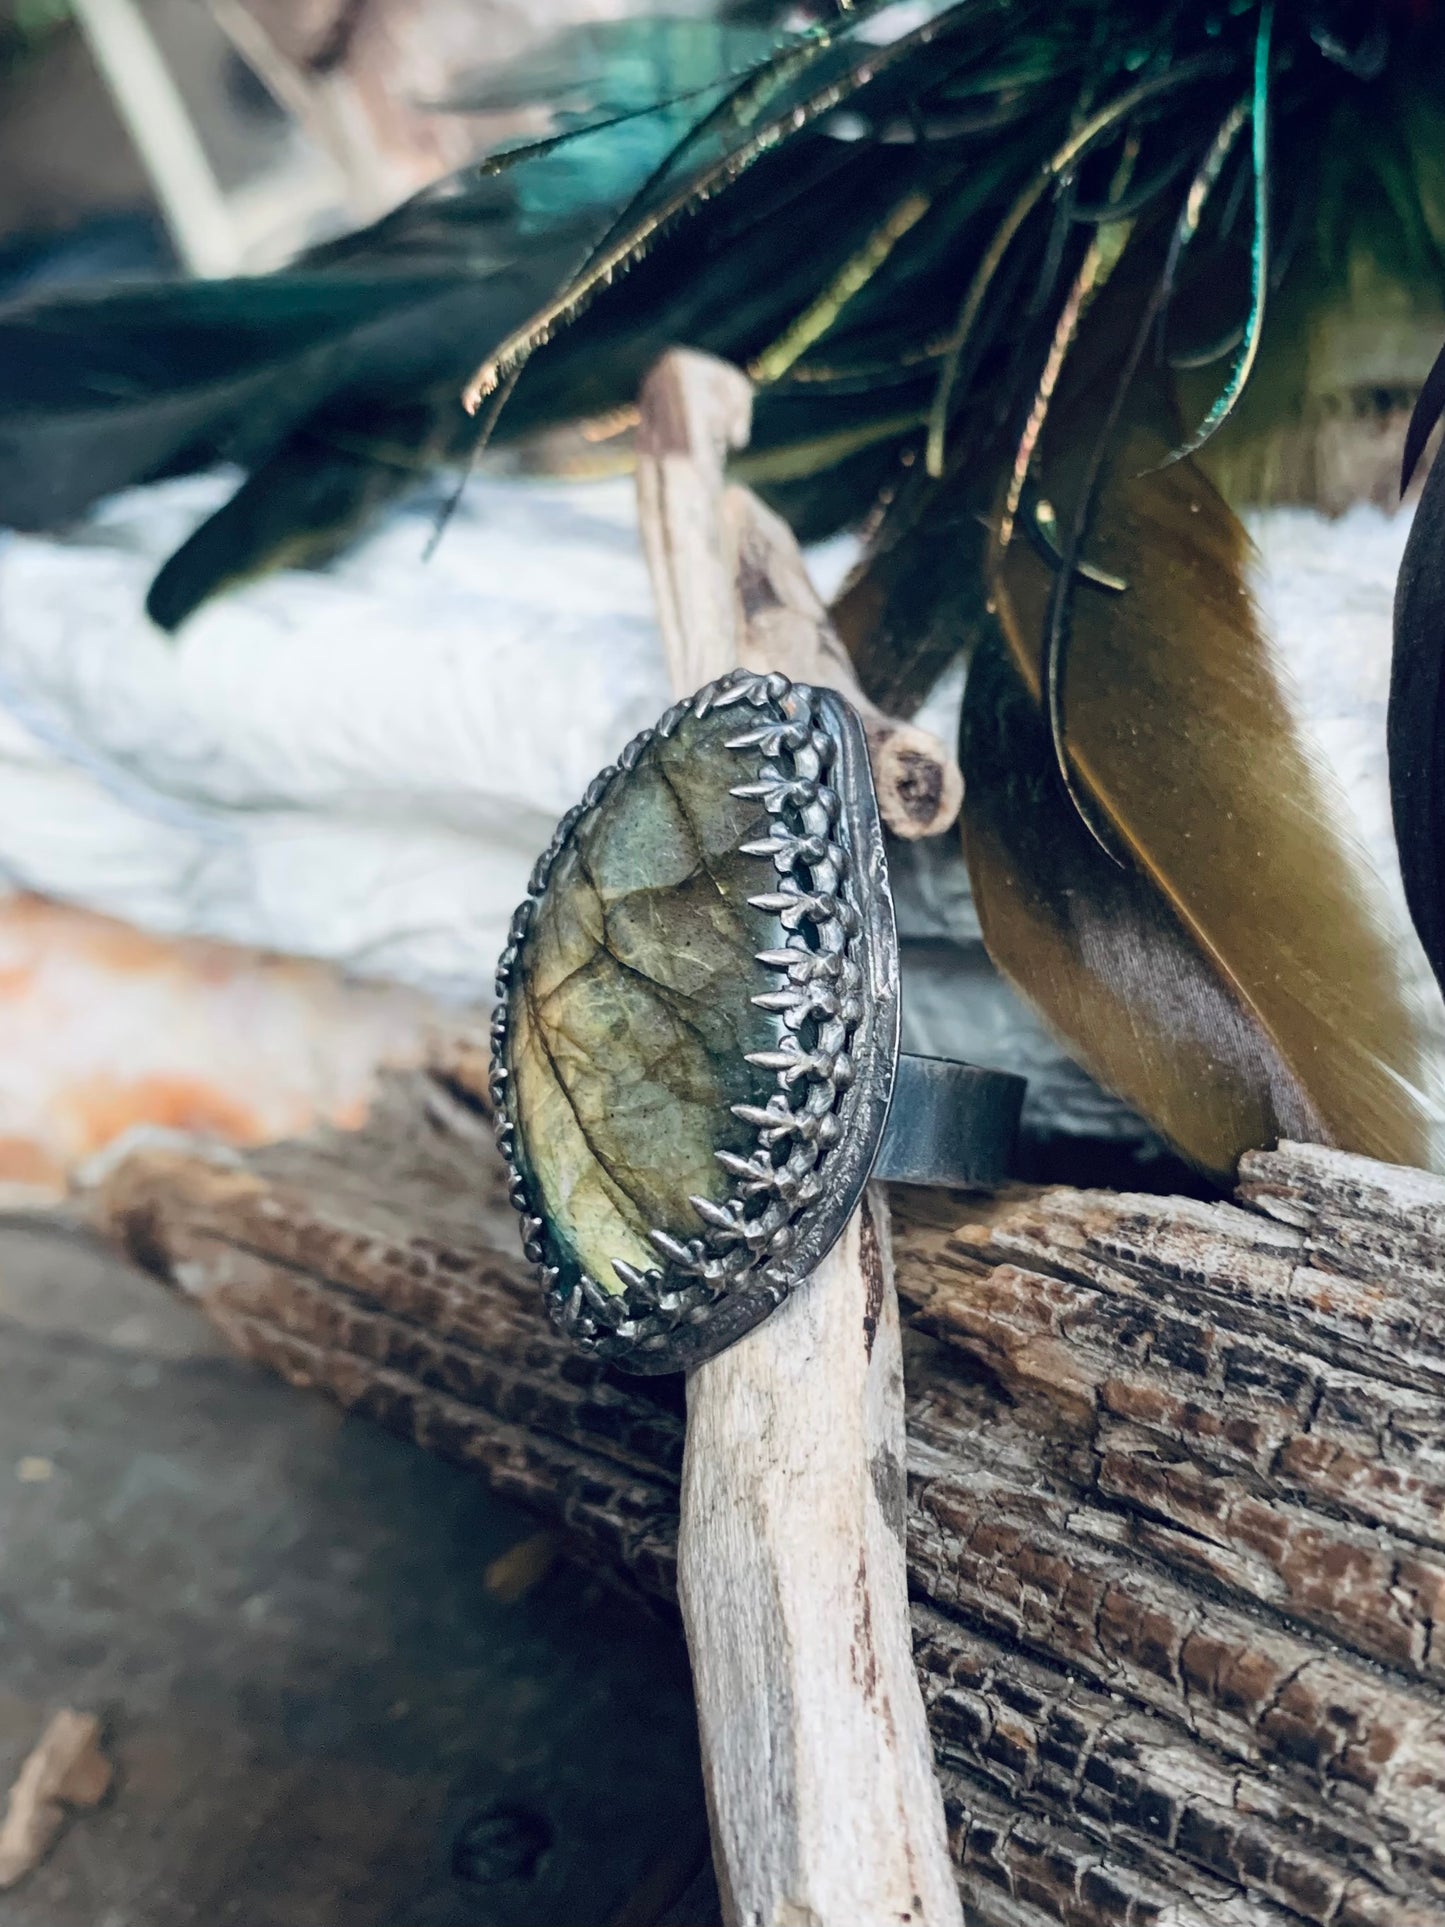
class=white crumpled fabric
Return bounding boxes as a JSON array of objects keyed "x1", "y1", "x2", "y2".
[
  {"x1": 0, "y1": 472, "x2": 673, "y2": 995},
  {"x1": 0, "y1": 474, "x2": 1431, "y2": 1146}
]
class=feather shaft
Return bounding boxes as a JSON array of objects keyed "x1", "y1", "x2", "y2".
[
  {"x1": 462, "y1": 0, "x2": 976, "y2": 414},
  {"x1": 749, "y1": 188, "x2": 933, "y2": 384},
  {"x1": 999, "y1": 128, "x2": 1138, "y2": 553},
  {"x1": 1041, "y1": 97, "x2": 1251, "y2": 858},
  {"x1": 924, "y1": 50, "x2": 1237, "y2": 478},
  {"x1": 1153, "y1": 2, "x2": 1273, "y2": 469}
]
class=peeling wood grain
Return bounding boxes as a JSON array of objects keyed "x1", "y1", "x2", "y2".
[{"x1": 90, "y1": 1094, "x2": 1445, "y2": 1926}]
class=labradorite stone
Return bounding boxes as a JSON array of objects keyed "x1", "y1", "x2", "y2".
[{"x1": 506, "y1": 705, "x2": 784, "y2": 1298}]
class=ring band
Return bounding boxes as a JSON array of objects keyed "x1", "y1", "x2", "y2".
[
  {"x1": 873, "y1": 1055, "x2": 1023, "y2": 1188},
  {"x1": 491, "y1": 669, "x2": 1025, "y2": 1374}
]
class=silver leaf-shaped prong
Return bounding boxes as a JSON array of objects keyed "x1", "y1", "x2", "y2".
[
  {"x1": 612, "y1": 1258, "x2": 654, "y2": 1295},
  {"x1": 689, "y1": 1194, "x2": 744, "y2": 1238},
  {"x1": 729, "y1": 778, "x2": 777, "y2": 802},
  {"x1": 750, "y1": 987, "x2": 804, "y2": 1014},
  {"x1": 725, "y1": 722, "x2": 810, "y2": 755},
  {"x1": 702, "y1": 671, "x2": 755, "y2": 715},
  {"x1": 509, "y1": 899, "x2": 536, "y2": 943},
  {"x1": 694, "y1": 674, "x2": 753, "y2": 720},
  {"x1": 730, "y1": 1104, "x2": 787, "y2": 1132},
  {"x1": 744, "y1": 831, "x2": 832, "y2": 870},
  {"x1": 649, "y1": 1227, "x2": 705, "y2": 1270},
  {"x1": 748, "y1": 890, "x2": 843, "y2": 929},
  {"x1": 715, "y1": 1148, "x2": 766, "y2": 1182},
  {"x1": 731, "y1": 1097, "x2": 807, "y2": 1134},
  {"x1": 745, "y1": 1047, "x2": 802, "y2": 1073},
  {"x1": 549, "y1": 1279, "x2": 581, "y2": 1330},
  {"x1": 581, "y1": 1273, "x2": 628, "y2": 1326},
  {"x1": 778, "y1": 990, "x2": 840, "y2": 1030}
]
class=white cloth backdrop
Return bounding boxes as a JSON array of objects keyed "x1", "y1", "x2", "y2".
[{"x1": 0, "y1": 472, "x2": 1434, "y2": 1146}]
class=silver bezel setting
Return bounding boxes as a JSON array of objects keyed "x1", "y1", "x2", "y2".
[{"x1": 490, "y1": 669, "x2": 900, "y2": 1374}]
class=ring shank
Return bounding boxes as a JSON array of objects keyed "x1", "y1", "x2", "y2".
[{"x1": 873, "y1": 1055, "x2": 1025, "y2": 1189}]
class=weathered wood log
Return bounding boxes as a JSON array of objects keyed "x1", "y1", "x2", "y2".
[{"x1": 90, "y1": 1050, "x2": 1445, "y2": 1927}]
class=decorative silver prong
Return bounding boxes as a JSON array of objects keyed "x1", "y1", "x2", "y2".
[
  {"x1": 715, "y1": 1148, "x2": 763, "y2": 1181},
  {"x1": 745, "y1": 1047, "x2": 802, "y2": 1073},
  {"x1": 725, "y1": 721, "x2": 810, "y2": 754},
  {"x1": 581, "y1": 1273, "x2": 628, "y2": 1326},
  {"x1": 751, "y1": 987, "x2": 803, "y2": 1013},
  {"x1": 509, "y1": 900, "x2": 535, "y2": 944},
  {"x1": 689, "y1": 1195, "x2": 744, "y2": 1238},
  {"x1": 649, "y1": 1227, "x2": 704, "y2": 1271}
]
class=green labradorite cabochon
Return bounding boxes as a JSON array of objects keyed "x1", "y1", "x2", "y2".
[{"x1": 504, "y1": 700, "x2": 785, "y2": 1304}]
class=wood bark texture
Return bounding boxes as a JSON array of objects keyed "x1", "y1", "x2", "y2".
[
  {"x1": 88, "y1": 1056, "x2": 1445, "y2": 1927},
  {"x1": 635, "y1": 347, "x2": 964, "y2": 1927}
]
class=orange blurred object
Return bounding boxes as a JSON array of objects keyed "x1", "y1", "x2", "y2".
[{"x1": 0, "y1": 894, "x2": 441, "y2": 1202}]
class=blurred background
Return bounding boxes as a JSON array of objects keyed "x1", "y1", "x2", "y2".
[{"x1": 1, "y1": 0, "x2": 635, "y2": 277}]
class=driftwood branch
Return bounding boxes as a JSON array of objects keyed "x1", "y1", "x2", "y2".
[
  {"x1": 90, "y1": 1052, "x2": 1445, "y2": 1927},
  {"x1": 634, "y1": 349, "x2": 963, "y2": 841},
  {"x1": 634, "y1": 347, "x2": 962, "y2": 1927}
]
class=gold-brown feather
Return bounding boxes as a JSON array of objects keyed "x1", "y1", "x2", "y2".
[{"x1": 973, "y1": 277, "x2": 1445, "y2": 1176}]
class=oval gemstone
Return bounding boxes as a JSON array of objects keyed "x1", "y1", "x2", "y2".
[{"x1": 505, "y1": 703, "x2": 784, "y2": 1299}]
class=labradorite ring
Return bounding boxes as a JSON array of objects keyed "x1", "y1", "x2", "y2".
[{"x1": 490, "y1": 669, "x2": 1025, "y2": 1374}]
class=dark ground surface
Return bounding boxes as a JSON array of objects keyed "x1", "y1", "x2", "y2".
[{"x1": 0, "y1": 1217, "x2": 716, "y2": 1927}]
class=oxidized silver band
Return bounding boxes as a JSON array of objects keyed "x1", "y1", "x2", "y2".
[
  {"x1": 491, "y1": 668, "x2": 1024, "y2": 1373},
  {"x1": 875, "y1": 1054, "x2": 1022, "y2": 1188}
]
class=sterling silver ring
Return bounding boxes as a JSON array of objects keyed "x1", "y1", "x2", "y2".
[{"x1": 490, "y1": 669, "x2": 1025, "y2": 1374}]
